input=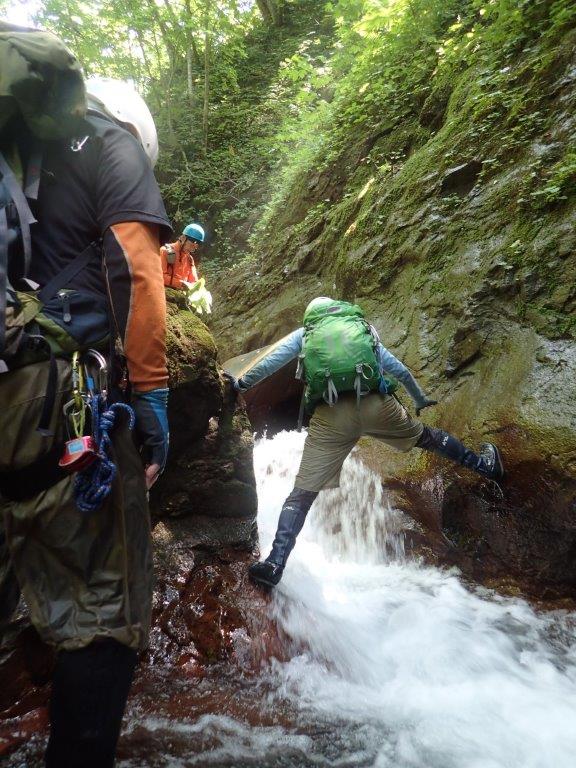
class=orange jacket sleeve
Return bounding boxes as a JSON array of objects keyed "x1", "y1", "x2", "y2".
[{"x1": 103, "y1": 222, "x2": 168, "y2": 392}]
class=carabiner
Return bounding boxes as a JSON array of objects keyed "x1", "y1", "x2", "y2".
[
  {"x1": 82, "y1": 349, "x2": 108, "y2": 399},
  {"x1": 63, "y1": 397, "x2": 86, "y2": 439}
]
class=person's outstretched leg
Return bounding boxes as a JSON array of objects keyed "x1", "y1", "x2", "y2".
[
  {"x1": 249, "y1": 487, "x2": 318, "y2": 587},
  {"x1": 416, "y1": 426, "x2": 504, "y2": 479},
  {"x1": 45, "y1": 639, "x2": 138, "y2": 768},
  {"x1": 249, "y1": 400, "x2": 359, "y2": 588}
]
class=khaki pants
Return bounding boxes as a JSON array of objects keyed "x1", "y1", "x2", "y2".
[
  {"x1": 0, "y1": 360, "x2": 153, "y2": 651},
  {"x1": 295, "y1": 393, "x2": 423, "y2": 492}
]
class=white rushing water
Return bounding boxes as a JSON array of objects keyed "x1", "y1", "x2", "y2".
[
  {"x1": 114, "y1": 430, "x2": 576, "y2": 768},
  {"x1": 250, "y1": 431, "x2": 576, "y2": 768}
]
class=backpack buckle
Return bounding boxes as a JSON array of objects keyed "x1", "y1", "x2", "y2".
[
  {"x1": 70, "y1": 135, "x2": 89, "y2": 152},
  {"x1": 359, "y1": 362, "x2": 374, "y2": 380},
  {"x1": 295, "y1": 354, "x2": 304, "y2": 380}
]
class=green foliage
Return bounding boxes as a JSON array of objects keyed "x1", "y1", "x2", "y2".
[
  {"x1": 11, "y1": 0, "x2": 329, "y2": 273},
  {"x1": 529, "y1": 153, "x2": 576, "y2": 208},
  {"x1": 249, "y1": 0, "x2": 576, "y2": 253},
  {"x1": 3, "y1": 0, "x2": 575, "y2": 326}
]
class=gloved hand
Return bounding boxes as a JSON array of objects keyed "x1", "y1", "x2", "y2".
[
  {"x1": 221, "y1": 372, "x2": 240, "y2": 406},
  {"x1": 182, "y1": 277, "x2": 213, "y2": 315},
  {"x1": 221, "y1": 371, "x2": 239, "y2": 390},
  {"x1": 131, "y1": 387, "x2": 169, "y2": 489},
  {"x1": 415, "y1": 397, "x2": 438, "y2": 417},
  {"x1": 223, "y1": 373, "x2": 247, "y2": 392}
]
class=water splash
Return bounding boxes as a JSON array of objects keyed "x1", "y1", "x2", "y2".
[
  {"x1": 254, "y1": 430, "x2": 408, "y2": 565},
  {"x1": 253, "y1": 431, "x2": 576, "y2": 768}
]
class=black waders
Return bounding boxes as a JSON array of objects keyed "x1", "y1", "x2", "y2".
[
  {"x1": 45, "y1": 639, "x2": 137, "y2": 768},
  {"x1": 249, "y1": 487, "x2": 318, "y2": 588},
  {"x1": 416, "y1": 426, "x2": 504, "y2": 480}
]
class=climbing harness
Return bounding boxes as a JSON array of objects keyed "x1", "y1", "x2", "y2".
[{"x1": 58, "y1": 349, "x2": 135, "y2": 513}]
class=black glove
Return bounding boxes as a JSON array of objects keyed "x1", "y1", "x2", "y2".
[
  {"x1": 223, "y1": 373, "x2": 248, "y2": 392},
  {"x1": 222, "y1": 371, "x2": 239, "y2": 390},
  {"x1": 131, "y1": 388, "x2": 169, "y2": 474},
  {"x1": 415, "y1": 398, "x2": 438, "y2": 417}
]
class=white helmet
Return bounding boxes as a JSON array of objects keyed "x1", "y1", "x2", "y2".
[{"x1": 85, "y1": 76, "x2": 159, "y2": 167}]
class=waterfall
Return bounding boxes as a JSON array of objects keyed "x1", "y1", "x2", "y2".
[
  {"x1": 111, "y1": 430, "x2": 576, "y2": 768},
  {"x1": 253, "y1": 431, "x2": 576, "y2": 768}
]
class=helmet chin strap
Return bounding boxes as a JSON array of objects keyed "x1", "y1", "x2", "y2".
[{"x1": 119, "y1": 121, "x2": 141, "y2": 141}]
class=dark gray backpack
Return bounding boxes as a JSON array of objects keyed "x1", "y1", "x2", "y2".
[
  {"x1": 0, "y1": 22, "x2": 107, "y2": 375},
  {"x1": 0, "y1": 23, "x2": 108, "y2": 434}
]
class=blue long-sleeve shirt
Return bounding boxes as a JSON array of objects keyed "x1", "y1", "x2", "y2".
[{"x1": 238, "y1": 327, "x2": 428, "y2": 406}]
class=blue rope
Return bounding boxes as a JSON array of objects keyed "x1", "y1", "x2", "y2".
[{"x1": 74, "y1": 394, "x2": 135, "y2": 514}]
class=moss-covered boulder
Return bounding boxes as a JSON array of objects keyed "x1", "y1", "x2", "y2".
[{"x1": 150, "y1": 291, "x2": 257, "y2": 544}]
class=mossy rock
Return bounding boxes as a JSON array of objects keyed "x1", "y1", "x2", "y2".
[
  {"x1": 150, "y1": 292, "x2": 257, "y2": 529},
  {"x1": 209, "y1": 15, "x2": 576, "y2": 591},
  {"x1": 165, "y1": 289, "x2": 218, "y2": 388}
]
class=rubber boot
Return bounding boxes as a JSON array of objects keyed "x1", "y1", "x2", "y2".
[
  {"x1": 416, "y1": 426, "x2": 504, "y2": 480},
  {"x1": 45, "y1": 638, "x2": 138, "y2": 768},
  {"x1": 249, "y1": 487, "x2": 318, "y2": 588}
]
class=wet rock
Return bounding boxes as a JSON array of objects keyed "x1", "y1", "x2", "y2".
[
  {"x1": 0, "y1": 706, "x2": 48, "y2": 761},
  {"x1": 148, "y1": 519, "x2": 285, "y2": 669},
  {"x1": 440, "y1": 160, "x2": 483, "y2": 196},
  {"x1": 440, "y1": 455, "x2": 576, "y2": 586},
  {"x1": 444, "y1": 327, "x2": 483, "y2": 377},
  {"x1": 150, "y1": 293, "x2": 257, "y2": 532},
  {"x1": 0, "y1": 626, "x2": 52, "y2": 719},
  {"x1": 0, "y1": 624, "x2": 52, "y2": 758}
]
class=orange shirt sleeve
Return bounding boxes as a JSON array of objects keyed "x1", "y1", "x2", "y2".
[{"x1": 105, "y1": 222, "x2": 168, "y2": 392}]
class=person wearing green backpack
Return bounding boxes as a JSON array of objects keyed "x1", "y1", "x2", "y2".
[
  {"x1": 0, "y1": 26, "x2": 171, "y2": 767},
  {"x1": 234, "y1": 297, "x2": 504, "y2": 589}
]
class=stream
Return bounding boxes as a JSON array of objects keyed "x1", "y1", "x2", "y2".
[
  {"x1": 120, "y1": 431, "x2": 576, "y2": 768},
  {"x1": 6, "y1": 431, "x2": 576, "y2": 767}
]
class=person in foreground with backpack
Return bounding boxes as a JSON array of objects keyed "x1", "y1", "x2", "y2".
[
  {"x1": 235, "y1": 297, "x2": 504, "y2": 589},
  {"x1": 0, "y1": 26, "x2": 170, "y2": 767}
]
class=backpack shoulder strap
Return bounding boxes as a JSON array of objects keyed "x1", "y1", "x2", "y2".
[
  {"x1": 37, "y1": 240, "x2": 101, "y2": 305},
  {"x1": 0, "y1": 149, "x2": 37, "y2": 276},
  {"x1": 0, "y1": 146, "x2": 40, "y2": 352}
]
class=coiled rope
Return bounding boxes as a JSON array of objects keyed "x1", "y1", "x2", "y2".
[{"x1": 74, "y1": 394, "x2": 135, "y2": 514}]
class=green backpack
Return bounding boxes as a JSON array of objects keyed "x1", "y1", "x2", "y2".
[
  {"x1": 0, "y1": 21, "x2": 87, "y2": 139},
  {"x1": 300, "y1": 300, "x2": 394, "y2": 410}
]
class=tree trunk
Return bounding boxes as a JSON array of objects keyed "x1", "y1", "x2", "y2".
[
  {"x1": 184, "y1": 0, "x2": 202, "y2": 68},
  {"x1": 186, "y1": 47, "x2": 194, "y2": 110},
  {"x1": 202, "y1": 0, "x2": 210, "y2": 154},
  {"x1": 256, "y1": 0, "x2": 282, "y2": 27}
]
